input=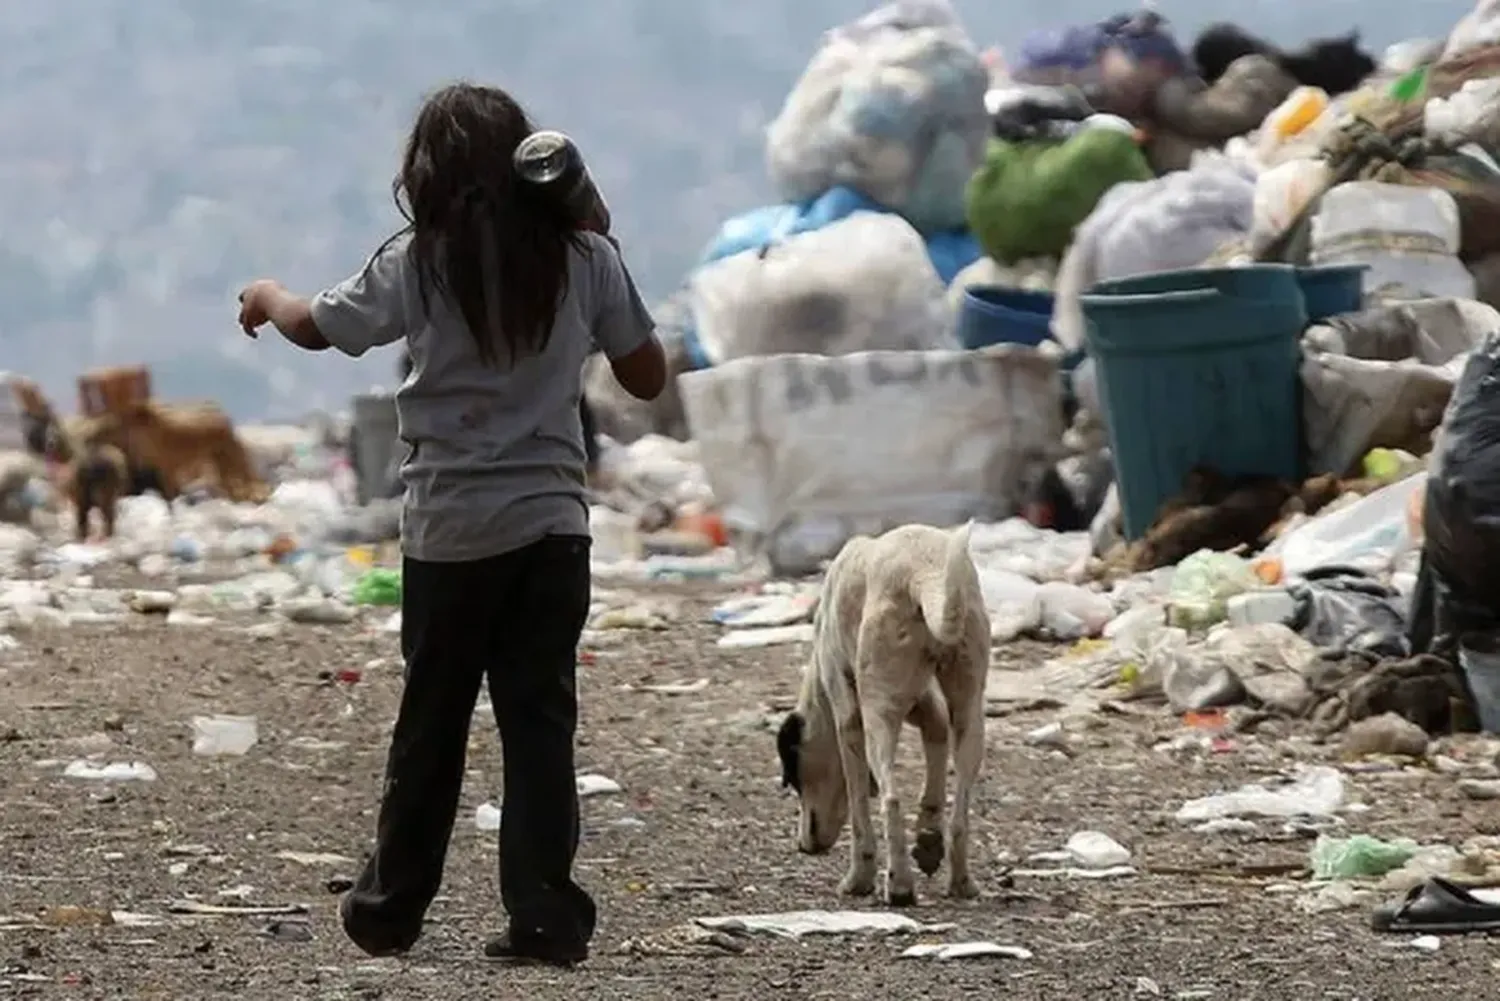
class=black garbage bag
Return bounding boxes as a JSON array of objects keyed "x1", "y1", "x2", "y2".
[
  {"x1": 1287, "y1": 565, "x2": 1409, "y2": 660},
  {"x1": 1417, "y1": 333, "x2": 1500, "y2": 655},
  {"x1": 987, "y1": 84, "x2": 1095, "y2": 141}
]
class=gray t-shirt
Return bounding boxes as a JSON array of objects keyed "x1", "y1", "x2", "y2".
[{"x1": 311, "y1": 231, "x2": 655, "y2": 562}]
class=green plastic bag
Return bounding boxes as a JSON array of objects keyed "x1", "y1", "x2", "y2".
[
  {"x1": 352, "y1": 568, "x2": 402, "y2": 606},
  {"x1": 965, "y1": 129, "x2": 1154, "y2": 265},
  {"x1": 1310, "y1": 834, "x2": 1417, "y2": 880}
]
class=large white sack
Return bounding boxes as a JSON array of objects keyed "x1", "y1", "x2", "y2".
[
  {"x1": 1051, "y1": 157, "x2": 1257, "y2": 351},
  {"x1": 679, "y1": 347, "x2": 1063, "y2": 574},
  {"x1": 764, "y1": 0, "x2": 989, "y2": 233},
  {"x1": 688, "y1": 211, "x2": 956, "y2": 365}
]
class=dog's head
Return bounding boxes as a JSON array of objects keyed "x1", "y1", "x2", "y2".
[
  {"x1": 776, "y1": 709, "x2": 848, "y2": 855},
  {"x1": 777, "y1": 708, "x2": 879, "y2": 856}
]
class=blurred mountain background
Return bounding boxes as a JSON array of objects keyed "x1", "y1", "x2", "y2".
[{"x1": 0, "y1": 0, "x2": 1473, "y2": 418}]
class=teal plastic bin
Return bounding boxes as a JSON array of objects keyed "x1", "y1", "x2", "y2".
[
  {"x1": 1080, "y1": 265, "x2": 1306, "y2": 540},
  {"x1": 1296, "y1": 264, "x2": 1367, "y2": 322}
]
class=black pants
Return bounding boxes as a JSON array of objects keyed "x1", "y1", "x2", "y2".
[{"x1": 341, "y1": 535, "x2": 597, "y2": 954}]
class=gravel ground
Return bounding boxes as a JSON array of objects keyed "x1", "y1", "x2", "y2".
[{"x1": 3, "y1": 573, "x2": 1500, "y2": 999}]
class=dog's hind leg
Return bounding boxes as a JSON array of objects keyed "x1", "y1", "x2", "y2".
[
  {"x1": 945, "y1": 697, "x2": 985, "y2": 899},
  {"x1": 863, "y1": 702, "x2": 916, "y2": 906},
  {"x1": 909, "y1": 689, "x2": 949, "y2": 877}
]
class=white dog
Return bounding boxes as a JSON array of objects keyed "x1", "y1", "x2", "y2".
[{"x1": 776, "y1": 522, "x2": 990, "y2": 905}]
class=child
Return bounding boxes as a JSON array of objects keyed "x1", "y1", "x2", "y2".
[{"x1": 237, "y1": 82, "x2": 666, "y2": 966}]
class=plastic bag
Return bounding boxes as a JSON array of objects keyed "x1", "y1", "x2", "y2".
[
  {"x1": 1443, "y1": 0, "x2": 1500, "y2": 60},
  {"x1": 1269, "y1": 472, "x2": 1426, "y2": 579},
  {"x1": 1176, "y1": 766, "x2": 1345, "y2": 823},
  {"x1": 764, "y1": 0, "x2": 989, "y2": 234},
  {"x1": 1425, "y1": 77, "x2": 1500, "y2": 144},
  {"x1": 1423, "y1": 330, "x2": 1500, "y2": 637},
  {"x1": 1310, "y1": 182, "x2": 1475, "y2": 302},
  {"x1": 1167, "y1": 551, "x2": 1261, "y2": 630},
  {"x1": 1300, "y1": 299, "x2": 1496, "y2": 477},
  {"x1": 1310, "y1": 834, "x2": 1418, "y2": 880},
  {"x1": 1250, "y1": 159, "x2": 1332, "y2": 251},
  {"x1": 986, "y1": 84, "x2": 1094, "y2": 140},
  {"x1": 687, "y1": 212, "x2": 955, "y2": 366},
  {"x1": 965, "y1": 129, "x2": 1154, "y2": 265},
  {"x1": 699, "y1": 186, "x2": 981, "y2": 284},
  {"x1": 1050, "y1": 157, "x2": 1256, "y2": 350},
  {"x1": 1286, "y1": 567, "x2": 1410, "y2": 660}
]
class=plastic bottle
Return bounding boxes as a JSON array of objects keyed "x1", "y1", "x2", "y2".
[
  {"x1": 1257, "y1": 86, "x2": 1329, "y2": 162},
  {"x1": 513, "y1": 131, "x2": 611, "y2": 234}
]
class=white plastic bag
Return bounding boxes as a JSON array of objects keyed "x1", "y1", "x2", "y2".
[
  {"x1": 688, "y1": 212, "x2": 954, "y2": 365},
  {"x1": 679, "y1": 348, "x2": 1063, "y2": 574},
  {"x1": 1051, "y1": 159, "x2": 1257, "y2": 350},
  {"x1": 1250, "y1": 158, "x2": 1332, "y2": 251},
  {"x1": 1444, "y1": 0, "x2": 1500, "y2": 60},
  {"x1": 1310, "y1": 182, "x2": 1475, "y2": 302},
  {"x1": 765, "y1": 0, "x2": 989, "y2": 233},
  {"x1": 1425, "y1": 78, "x2": 1500, "y2": 143},
  {"x1": 1266, "y1": 471, "x2": 1427, "y2": 579}
]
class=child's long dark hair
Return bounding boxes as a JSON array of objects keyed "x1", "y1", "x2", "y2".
[{"x1": 382, "y1": 82, "x2": 588, "y2": 367}]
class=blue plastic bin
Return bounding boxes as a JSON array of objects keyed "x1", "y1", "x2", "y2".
[
  {"x1": 1080, "y1": 265, "x2": 1306, "y2": 540},
  {"x1": 1296, "y1": 264, "x2": 1367, "y2": 322},
  {"x1": 956, "y1": 286, "x2": 1054, "y2": 349}
]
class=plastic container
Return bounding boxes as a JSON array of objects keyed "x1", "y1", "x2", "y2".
[
  {"x1": 1310, "y1": 182, "x2": 1474, "y2": 301},
  {"x1": 350, "y1": 393, "x2": 399, "y2": 508},
  {"x1": 1255, "y1": 87, "x2": 1329, "y2": 163},
  {"x1": 956, "y1": 286, "x2": 1054, "y2": 349},
  {"x1": 1079, "y1": 265, "x2": 1305, "y2": 540},
  {"x1": 1460, "y1": 634, "x2": 1500, "y2": 734},
  {"x1": 1297, "y1": 264, "x2": 1367, "y2": 322}
]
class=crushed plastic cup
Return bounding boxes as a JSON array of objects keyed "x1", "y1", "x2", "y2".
[{"x1": 190, "y1": 714, "x2": 259, "y2": 757}]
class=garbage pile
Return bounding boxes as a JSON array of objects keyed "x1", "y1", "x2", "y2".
[
  {"x1": 9, "y1": 0, "x2": 1500, "y2": 752},
  {"x1": 572, "y1": 0, "x2": 1500, "y2": 745}
]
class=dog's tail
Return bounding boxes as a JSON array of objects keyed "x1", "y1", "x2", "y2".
[{"x1": 915, "y1": 521, "x2": 975, "y2": 647}]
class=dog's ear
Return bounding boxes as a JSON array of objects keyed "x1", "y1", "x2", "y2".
[{"x1": 776, "y1": 712, "x2": 804, "y2": 793}]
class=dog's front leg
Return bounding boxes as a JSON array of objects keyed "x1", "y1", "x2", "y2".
[
  {"x1": 835, "y1": 719, "x2": 876, "y2": 897},
  {"x1": 863, "y1": 705, "x2": 916, "y2": 906},
  {"x1": 946, "y1": 698, "x2": 985, "y2": 899}
]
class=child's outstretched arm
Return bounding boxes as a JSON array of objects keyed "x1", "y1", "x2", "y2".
[
  {"x1": 238, "y1": 280, "x2": 329, "y2": 351},
  {"x1": 238, "y1": 239, "x2": 411, "y2": 358}
]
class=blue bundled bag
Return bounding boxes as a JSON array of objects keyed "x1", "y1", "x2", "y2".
[{"x1": 700, "y1": 186, "x2": 980, "y2": 283}]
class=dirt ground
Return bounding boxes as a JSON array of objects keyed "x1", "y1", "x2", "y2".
[{"x1": 2, "y1": 571, "x2": 1500, "y2": 1000}]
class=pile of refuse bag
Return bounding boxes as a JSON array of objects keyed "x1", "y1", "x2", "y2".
[
  {"x1": 597, "y1": 0, "x2": 1500, "y2": 742},
  {"x1": 20, "y1": 0, "x2": 1500, "y2": 748}
]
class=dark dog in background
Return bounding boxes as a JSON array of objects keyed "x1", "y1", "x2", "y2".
[
  {"x1": 1193, "y1": 24, "x2": 1376, "y2": 95},
  {"x1": 69, "y1": 442, "x2": 130, "y2": 541}
]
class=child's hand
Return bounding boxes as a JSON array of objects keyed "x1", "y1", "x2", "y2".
[{"x1": 237, "y1": 279, "x2": 284, "y2": 336}]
